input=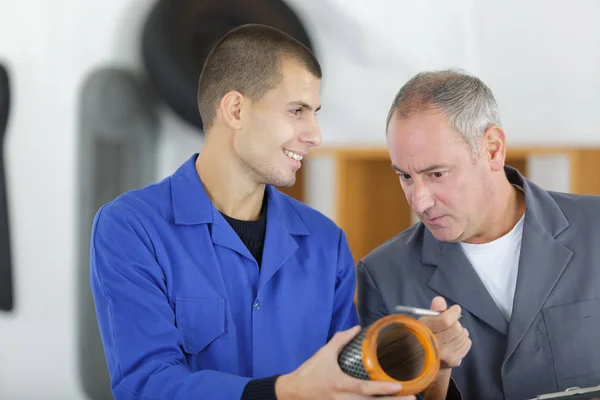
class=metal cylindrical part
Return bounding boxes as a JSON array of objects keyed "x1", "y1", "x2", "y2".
[{"x1": 338, "y1": 314, "x2": 440, "y2": 396}]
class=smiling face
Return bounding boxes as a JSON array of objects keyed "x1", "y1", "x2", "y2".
[
  {"x1": 387, "y1": 109, "x2": 495, "y2": 242},
  {"x1": 232, "y1": 58, "x2": 322, "y2": 188}
]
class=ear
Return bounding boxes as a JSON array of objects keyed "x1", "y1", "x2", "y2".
[
  {"x1": 483, "y1": 126, "x2": 506, "y2": 172},
  {"x1": 218, "y1": 90, "x2": 244, "y2": 130}
]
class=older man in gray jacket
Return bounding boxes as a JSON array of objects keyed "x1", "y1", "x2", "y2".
[{"x1": 357, "y1": 70, "x2": 600, "y2": 400}]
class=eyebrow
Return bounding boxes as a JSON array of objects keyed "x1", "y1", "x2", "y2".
[
  {"x1": 391, "y1": 163, "x2": 449, "y2": 174},
  {"x1": 288, "y1": 101, "x2": 321, "y2": 112}
]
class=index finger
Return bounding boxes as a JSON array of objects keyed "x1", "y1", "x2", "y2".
[{"x1": 420, "y1": 304, "x2": 462, "y2": 331}]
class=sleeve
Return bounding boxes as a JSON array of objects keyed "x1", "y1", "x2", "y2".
[
  {"x1": 327, "y1": 229, "x2": 360, "y2": 339},
  {"x1": 90, "y1": 204, "x2": 252, "y2": 400},
  {"x1": 355, "y1": 259, "x2": 389, "y2": 327},
  {"x1": 241, "y1": 376, "x2": 279, "y2": 400}
]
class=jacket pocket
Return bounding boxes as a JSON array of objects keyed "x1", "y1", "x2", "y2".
[
  {"x1": 542, "y1": 298, "x2": 600, "y2": 383},
  {"x1": 175, "y1": 298, "x2": 225, "y2": 354}
]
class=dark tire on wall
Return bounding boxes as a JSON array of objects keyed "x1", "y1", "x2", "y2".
[{"x1": 141, "y1": 0, "x2": 315, "y2": 132}]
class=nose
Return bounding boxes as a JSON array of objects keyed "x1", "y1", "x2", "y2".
[
  {"x1": 299, "y1": 119, "x2": 322, "y2": 147},
  {"x1": 410, "y1": 182, "x2": 434, "y2": 214}
]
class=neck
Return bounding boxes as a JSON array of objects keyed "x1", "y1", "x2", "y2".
[
  {"x1": 466, "y1": 173, "x2": 526, "y2": 244},
  {"x1": 195, "y1": 130, "x2": 266, "y2": 220}
]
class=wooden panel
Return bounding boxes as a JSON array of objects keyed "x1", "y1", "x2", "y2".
[
  {"x1": 336, "y1": 155, "x2": 412, "y2": 262},
  {"x1": 569, "y1": 149, "x2": 600, "y2": 194},
  {"x1": 277, "y1": 163, "x2": 305, "y2": 202},
  {"x1": 313, "y1": 146, "x2": 390, "y2": 159},
  {"x1": 506, "y1": 146, "x2": 574, "y2": 179},
  {"x1": 505, "y1": 157, "x2": 528, "y2": 177},
  {"x1": 505, "y1": 146, "x2": 573, "y2": 158}
]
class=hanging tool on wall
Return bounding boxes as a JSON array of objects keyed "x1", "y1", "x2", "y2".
[{"x1": 0, "y1": 63, "x2": 13, "y2": 312}]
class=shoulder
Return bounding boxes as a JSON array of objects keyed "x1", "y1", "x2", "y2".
[
  {"x1": 93, "y1": 176, "x2": 172, "y2": 234},
  {"x1": 358, "y1": 222, "x2": 425, "y2": 274},
  {"x1": 547, "y1": 190, "x2": 600, "y2": 232},
  {"x1": 521, "y1": 174, "x2": 600, "y2": 227},
  {"x1": 363, "y1": 222, "x2": 425, "y2": 263},
  {"x1": 549, "y1": 190, "x2": 600, "y2": 215}
]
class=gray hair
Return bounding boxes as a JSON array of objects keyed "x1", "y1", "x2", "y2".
[{"x1": 386, "y1": 69, "x2": 502, "y2": 157}]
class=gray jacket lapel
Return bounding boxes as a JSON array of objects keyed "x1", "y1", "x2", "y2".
[
  {"x1": 424, "y1": 229, "x2": 509, "y2": 336},
  {"x1": 503, "y1": 167, "x2": 573, "y2": 363}
]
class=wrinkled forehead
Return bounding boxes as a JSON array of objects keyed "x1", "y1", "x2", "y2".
[
  {"x1": 387, "y1": 111, "x2": 471, "y2": 166},
  {"x1": 387, "y1": 110, "x2": 461, "y2": 144}
]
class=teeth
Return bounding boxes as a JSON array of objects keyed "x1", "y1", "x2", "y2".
[{"x1": 284, "y1": 150, "x2": 303, "y2": 161}]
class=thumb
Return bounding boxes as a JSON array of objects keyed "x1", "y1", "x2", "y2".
[
  {"x1": 327, "y1": 325, "x2": 362, "y2": 353},
  {"x1": 430, "y1": 296, "x2": 448, "y2": 313}
]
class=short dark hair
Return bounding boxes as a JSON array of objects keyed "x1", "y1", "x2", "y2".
[{"x1": 197, "y1": 23, "x2": 322, "y2": 130}]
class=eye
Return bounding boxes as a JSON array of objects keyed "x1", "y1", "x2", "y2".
[
  {"x1": 399, "y1": 173, "x2": 411, "y2": 181},
  {"x1": 290, "y1": 107, "x2": 303, "y2": 116},
  {"x1": 429, "y1": 171, "x2": 447, "y2": 180}
]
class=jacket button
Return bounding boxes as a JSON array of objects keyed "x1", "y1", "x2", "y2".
[{"x1": 253, "y1": 301, "x2": 260, "y2": 310}]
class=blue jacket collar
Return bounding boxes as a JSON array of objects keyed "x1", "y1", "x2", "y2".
[
  {"x1": 170, "y1": 153, "x2": 310, "y2": 236},
  {"x1": 170, "y1": 154, "x2": 213, "y2": 225}
]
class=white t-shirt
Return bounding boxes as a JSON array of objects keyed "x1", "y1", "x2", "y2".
[{"x1": 459, "y1": 214, "x2": 525, "y2": 321}]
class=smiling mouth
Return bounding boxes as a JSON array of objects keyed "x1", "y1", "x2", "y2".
[{"x1": 283, "y1": 149, "x2": 304, "y2": 161}]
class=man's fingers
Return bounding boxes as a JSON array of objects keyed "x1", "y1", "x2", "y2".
[
  {"x1": 437, "y1": 327, "x2": 472, "y2": 367},
  {"x1": 452, "y1": 332, "x2": 472, "y2": 356},
  {"x1": 440, "y1": 304, "x2": 462, "y2": 324},
  {"x1": 364, "y1": 396, "x2": 416, "y2": 400},
  {"x1": 420, "y1": 305, "x2": 462, "y2": 332},
  {"x1": 441, "y1": 327, "x2": 470, "y2": 352},
  {"x1": 435, "y1": 322, "x2": 467, "y2": 345},
  {"x1": 336, "y1": 375, "x2": 403, "y2": 396},
  {"x1": 334, "y1": 394, "x2": 415, "y2": 400},
  {"x1": 358, "y1": 380, "x2": 403, "y2": 396},
  {"x1": 430, "y1": 296, "x2": 448, "y2": 313}
]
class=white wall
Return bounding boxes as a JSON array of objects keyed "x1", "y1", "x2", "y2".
[
  {"x1": 298, "y1": 0, "x2": 600, "y2": 146},
  {"x1": 0, "y1": 0, "x2": 599, "y2": 398},
  {"x1": 0, "y1": 0, "x2": 199, "y2": 398}
]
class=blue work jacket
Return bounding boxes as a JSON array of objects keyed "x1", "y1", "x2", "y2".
[{"x1": 90, "y1": 154, "x2": 359, "y2": 399}]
